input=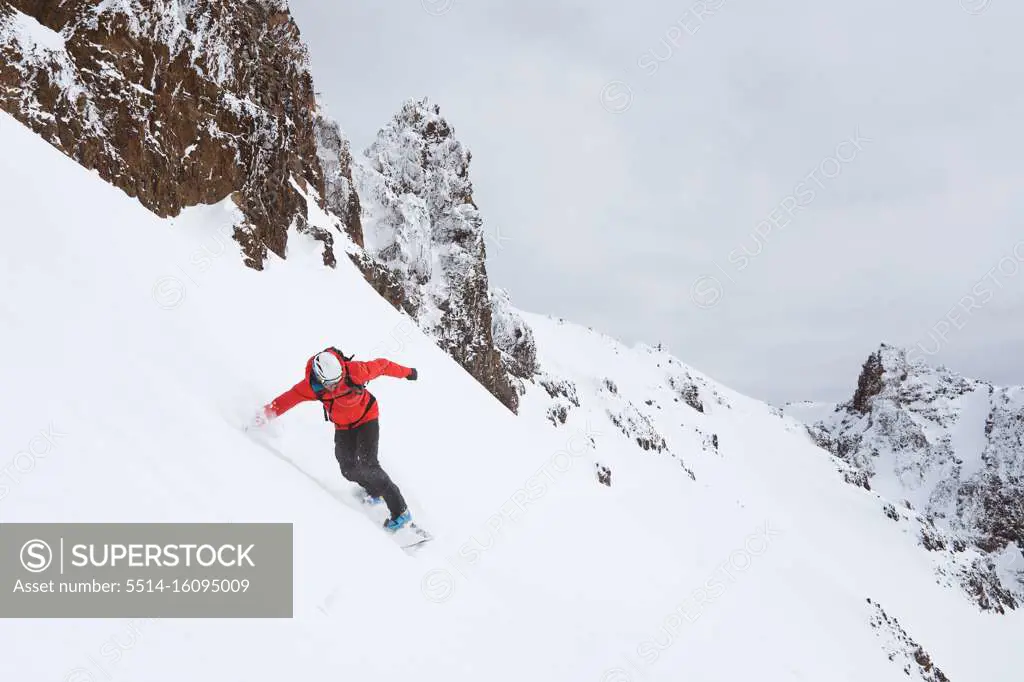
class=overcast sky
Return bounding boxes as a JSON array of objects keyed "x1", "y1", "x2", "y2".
[{"x1": 288, "y1": 0, "x2": 1023, "y2": 405}]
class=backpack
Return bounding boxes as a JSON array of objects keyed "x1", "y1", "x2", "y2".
[{"x1": 310, "y1": 347, "x2": 376, "y2": 427}]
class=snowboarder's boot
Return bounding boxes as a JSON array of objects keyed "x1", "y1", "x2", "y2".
[{"x1": 383, "y1": 509, "x2": 412, "y2": 533}]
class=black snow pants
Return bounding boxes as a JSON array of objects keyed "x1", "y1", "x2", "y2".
[{"x1": 334, "y1": 419, "x2": 406, "y2": 519}]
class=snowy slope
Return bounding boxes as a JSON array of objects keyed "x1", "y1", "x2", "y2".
[
  {"x1": 1, "y1": 111, "x2": 1023, "y2": 681},
  {"x1": 516, "y1": 316, "x2": 1024, "y2": 680}
]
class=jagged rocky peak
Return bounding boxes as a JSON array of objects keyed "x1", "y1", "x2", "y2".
[
  {"x1": 850, "y1": 344, "x2": 904, "y2": 413},
  {"x1": 797, "y1": 343, "x2": 1024, "y2": 612},
  {"x1": 360, "y1": 97, "x2": 479, "y2": 264},
  {"x1": 847, "y1": 344, "x2": 982, "y2": 415},
  {"x1": 354, "y1": 97, "x2": 517, "y2": 412},
  {"x1": 365, "y1": 98, "x2": 475, "y2": 206},
  {"x1": 0, "y1": 0, "x2": 324, "y2": 269}
]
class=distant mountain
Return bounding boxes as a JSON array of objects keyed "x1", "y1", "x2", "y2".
[{"x1": 786, "y1": 344, "x2": 1024, "y2": 612}]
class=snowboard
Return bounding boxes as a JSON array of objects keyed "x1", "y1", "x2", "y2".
[{"x1": 392, "y1": 522, "x2": 434, "y2": 552}]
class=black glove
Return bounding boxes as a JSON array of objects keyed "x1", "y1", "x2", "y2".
[{"x1": 407, "y1": 368, "x2": 418, "y2": 381}]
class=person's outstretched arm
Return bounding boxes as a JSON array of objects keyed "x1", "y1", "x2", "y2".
[
  {"x1": 347, "y1": 358, "x2": 417, "y2": 384},
  {"x1": 265, "y1": 379, "x2": 318, "y2": 418}
]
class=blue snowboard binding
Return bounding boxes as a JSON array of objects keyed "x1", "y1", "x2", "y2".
[{"x1": 383, "y1": 509, "x2": 412, "y2": 533}]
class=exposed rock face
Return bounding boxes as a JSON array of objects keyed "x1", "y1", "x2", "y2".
[
  {"x1": 491, "y1": 288, "x2": 539, "y2": 383},
  {"x1": 594, "y1": 375, "x2": 671, "y2": 455},
  {"x1": 314, "y1": 112, "x2": 362, "y2": 248},
  {"x1": 354, "y1": 98, "x2": 517, "y2": 412},
  {"x1": 0, "y1": 0, "x2": 324, "y2": 269},
  {"x1": 663, "y1": 359, "x2": 730, "y2": 417},
  {"x1": 866, "y1": 598, "x2": 951, "y2": 682},
  {"x1": 800, "y1": 344, "x2": 1024, "y2": 611},
  {"x1": 851, "y1": 350, "x2": 888, "y2": 414}
]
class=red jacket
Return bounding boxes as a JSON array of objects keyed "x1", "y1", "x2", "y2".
[{"x1": 266, "y1": 353, "x2": 414, "y2": 430}]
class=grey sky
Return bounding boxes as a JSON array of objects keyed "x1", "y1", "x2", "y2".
[{"x1": 289, "y1": 0, "x2": 1024, "y2": 405}]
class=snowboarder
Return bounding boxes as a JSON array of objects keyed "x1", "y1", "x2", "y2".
[{"x1": 253, "y1": 347, "x2": 419, "y2": 532}]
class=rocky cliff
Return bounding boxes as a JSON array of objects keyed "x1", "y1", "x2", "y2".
[{"x1": 0, "y1": 0, "x2": 337, "y2": 269}]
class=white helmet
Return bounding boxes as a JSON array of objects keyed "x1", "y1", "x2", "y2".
[{"x1": 312, "y1": 351, "x2": 344, "y2": 389}]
